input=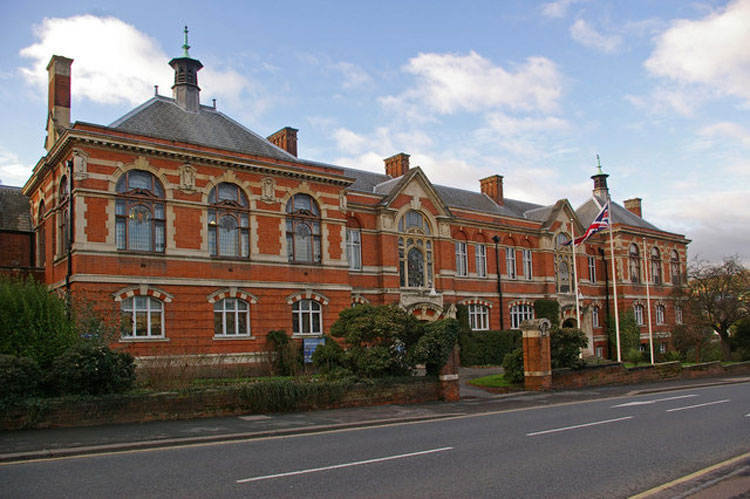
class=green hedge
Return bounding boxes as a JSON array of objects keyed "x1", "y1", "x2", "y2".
[{"x1": 459, "y1": 329, "x2": 521, "y2": 366}]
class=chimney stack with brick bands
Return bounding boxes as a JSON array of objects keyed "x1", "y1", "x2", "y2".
[
  {"x1": 624, "y1": 198, "x2": 642, "y2": 218},
  {"x1": 480, "y1": 175, "x2": 504, "y2": 206},
  {"x1": 45, "y1": 55, "x2": 73, "y2": 151},
  {"x1": 268, "y1": 127, "x2": 298, "y2": 157},
  {"x1": 384, "y1": 153, "x2": 410, "y2": 178}
]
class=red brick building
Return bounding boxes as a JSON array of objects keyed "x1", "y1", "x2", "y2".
[{"x1": 19, "y1": 46, "x2": 689, "y2": 363}]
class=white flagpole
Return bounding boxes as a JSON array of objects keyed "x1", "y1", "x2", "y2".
[
  {"x1": 642, "y1": 237, "x2": 654, "y2": 364},
  {"x1": 607, "y1": 198, "x2": 622, "y2": 362},
  {"x1": 570, "y1": 219, "x2": 581, "y2": 329}
]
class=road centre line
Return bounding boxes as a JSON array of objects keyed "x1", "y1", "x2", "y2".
[
  {"x1": 236, "y1": 447, "x2": 454, "y2": 483},
  {"x1": 526, "y1": 416, "x2": 633, "y2": 437},
  {"x1": 666, "y1": 400, "x2": 730, "y2": 412},
  {"x1": 611, "y1": 394, "x2": 698, "y2": 408}
]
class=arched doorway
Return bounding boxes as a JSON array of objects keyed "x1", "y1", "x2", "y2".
[{"x1": 562, "y1": 318, "x2": 577, "y2": 328}]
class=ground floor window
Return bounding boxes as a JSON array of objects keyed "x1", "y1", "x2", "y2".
[
  {"x1": 121, "y1": 296, "x2": 164, "y2": 337},
  {"x1": 468, "y1": 304, "x2": 490, "y2": 330},
  {"x1": 214, "y1": 298, "x2": 250, "y2": 336},
  {"x1": 510, "y1": 304, "x2": 534, "y2": 329},
  {"x1": 293, "y1": 299, "x2": 322, "y2": 335},
  {"x1": 634, "y1": 304, "x2": 644, "y2": 326}
]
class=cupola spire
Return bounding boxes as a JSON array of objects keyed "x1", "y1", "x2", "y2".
[
  {"x1": 591, "y1": 154, "x2": 609, "y2": 200},
  {"x1": 168, "y1": 26, "x2": 203, "y2": 112}
]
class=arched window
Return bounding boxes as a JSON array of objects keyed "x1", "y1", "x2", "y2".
[
  {"x1": 346, "y1": 218, "x2": 362, "y2": 270},
  {"x1": 670, "y1": 250, "x2": 681, "y2": 285},
  {"x1": 214, "y1": 298, "x2": 251, "y2": 336},
  {"x1": 286, "y1": 194, "x2": 321, "y2": 263},
  {"x1": 634, "y1": 303, "x2": 644, "y2": 326},
  {"x1": 592, "y1": 305, "x2": 600, "y2": 328},
  {"x1": 474, "y1": 237, "x2": 487, "y2": 278},
  {"x1": 37, "y1": 201, "x2": 46, "y2": 267},
  {"x1": 292, "y1": 299, "x2": 322, "y2": 335},
  {"x1": 468, "y1": 304, "x2": 489, "y2": 330},
  {"x1": 398, "y1": 210, "x2": 433, "y2": 288},
  {"x1": 655, "y1": 304, "x2": 665, "y2": 325},
  {"x1": 208, "y1": 183, "x2": 249, "y2": 258},
  {"x1": 505, "y1": 240, "x2": 517, "y2": 280},
  {"x1": 629, "y1": 244, "x2": 641, "y2": 283},
  {"x1": 510, "y1": 304, "x2": 535, "y2": 329},
  {"x1": 555, "y1": 233, "x2": 572, "y2": 293},
  {"x1": 58, "y1": 176, "x2": 69, "y2": 255},
  {"x1": 651, "y1": 247, "x2": 662, "y2": 285},
  {"x1": 120, "y1": 296, "x2": 164, "y2": 337},
  {"x1": 115, "y1": 170, "x2": 165, "y2": 253}
]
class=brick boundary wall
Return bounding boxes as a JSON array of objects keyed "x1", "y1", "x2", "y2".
[
  {"x1": 0, "y1": 379, "x2": 441, "y2": 430},
  {"x1": 552, "y1": 361, "x2": 750, "y2": 389}
]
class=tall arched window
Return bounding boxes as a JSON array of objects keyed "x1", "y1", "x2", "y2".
[
  {"x1": 555, "y1": 233, "x2": 571, "y2": 293},
  {"x1": 398, "y1": 210, "x2": 433, "y2": 288},
  {"x1": 58, "y1": 176, "x2": 69, "y2": 255},
  {"x1": 670, "y1": 250, "x2": 681, "y2": 285},
  {"x1": 346, "y1": 218, "x2": 362, "y2": 270},
  {"x1": 651, "y1": 247, "x2": 662, "y2": 285},
  {"x1": 455, "y1": 232, "x2": 468, "y2": 277},
  {"x1": 115, "y1": 170, "x2": 165, "y2": 253},
  {"x1": 629, "y1": 244, "x2": 641, "y2": 283},
  {"x1": 37, "y1": 201, "x2": 46, "y2": 267},
  {"x1": 286, "y1": 194, "x2": 321, "y2": 263},
  {"x1": 208, "y1": 183, "x2": 249, "y2": 258}
]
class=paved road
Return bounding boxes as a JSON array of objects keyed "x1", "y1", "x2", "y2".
[{"x1": 2, "y1": 382, "x2": 748, "y2": 498}]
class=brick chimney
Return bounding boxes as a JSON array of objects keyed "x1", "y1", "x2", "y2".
[
  {"x1": 384, "y1": 153, "x2": 410, "y2": 178},
  {"x1": 267, "y1": 127, "x2": 298, "y2": 157},
  {"x1": 480, "y1": 175, "x2": 504, "y2": 206},
  {"x1": 45, "y1": 55, "x2": 73, "y2": 151},
  {"x1": 624, "y1": 198, "x2": 642, "y2": 218}
]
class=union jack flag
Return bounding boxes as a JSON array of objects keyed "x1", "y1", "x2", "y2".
[{"x1": 565, "y1": 202, "x2": 610, "y2": 246}]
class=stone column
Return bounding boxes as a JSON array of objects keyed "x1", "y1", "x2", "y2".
[
  {"x1": 521, "y1": 318, "x2": 552, "y2": 391},
  {"x1": 438, "y1": 344, "x2": 460, "y2": 401}
]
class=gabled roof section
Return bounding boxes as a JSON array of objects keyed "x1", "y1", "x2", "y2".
[
  {"x1": 109, "y1": 96, "x2": 298, "y2": 162},
  {"x1": 0, "y1": 186, "x2": 32, "y2": 232},
  {"x1": 375, "y1": 167, "x2": 453, "y2": 217},
  {"x1": 537, "y1": 199, "x2": 583, "y2": 232},
  {"x1": 576, "y1": 196, "x2": 661, "y2": 232}
]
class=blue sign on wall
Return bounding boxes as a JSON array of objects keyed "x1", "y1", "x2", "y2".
[{"x1": 303, "y1": 337, "x2": 326, "y2": 364}]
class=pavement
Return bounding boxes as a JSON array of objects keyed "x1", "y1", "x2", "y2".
[{"x1": 2, "y1": 368, "x2": 749, "y2": 498}]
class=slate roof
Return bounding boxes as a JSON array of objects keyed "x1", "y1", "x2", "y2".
[
  {"x1": 0, "y1": 186, "x2": 32, "y2": 232},
  {"x1": 576, "y1": 196, "x2": 661, "y2": 231},
  {"x1": 110, "y1": 96, "x2": 297, "y2": 162}
]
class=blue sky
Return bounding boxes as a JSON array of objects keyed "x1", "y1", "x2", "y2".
[{"x1": 2, "y1": 0, "x2": 748, "y2": 263}]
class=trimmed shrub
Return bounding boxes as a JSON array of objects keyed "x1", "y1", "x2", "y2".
[
  {"x1": 534, "y1": 299, "x2": 560, "y2": 330},
  {"x1": 550, "y1": 327, "x2": 588, "y2": 369},
  {"x1": 459, "y1": 329, "x2": 521, "y2": 366},
  {"x1": 49, "y1": 343, "x2": 135, "y2": 395},
  {"x1": 266, "y1": 330, "x2": 301, "y2": 376},
  {"x1": 410, "y1": 318, "x2": 459, "y2": 376},
  {"x1": 607, "y1": 311, "x2": 641, "y2": 360},
  {"x1": 502, "y1": 348, "x2": 525, "y2": 384},
  {"x1": 0, "y1": 355, "x2": 41, "y2": 404},
  {"x1": 330, "y1": 304, "x2": 423, "y2": 378},
  {"x1": 0, "y1": 277, "x2": 78, "y2": 368},
  {"x1": 311, "y1": 336, "x2": 351, "y2": 377},
  {"x1": 238, "y1": 378, "x2": 354, "y2": 413}
]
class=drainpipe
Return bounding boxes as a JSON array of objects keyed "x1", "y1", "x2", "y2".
[
  {"x1": 598, "y1": 247, "x2": 611, "y2": 359},
  {"x1": 65, "y1": 159, "x2": 74, "y2": 315},
  {"x1": 492, "y1": 235, "x2": 504, "y2": 329}
]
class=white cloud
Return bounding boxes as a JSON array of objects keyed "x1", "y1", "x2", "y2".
[
  {"x1": 569, "y1": 19, "x2": 623, "y2": 53},
  {"x1": 698, "y1": 121, "x2": 750, "y2": 146},
  {"x1": 624, "y1": 86, "x2": 700, "y2": 116},
  {"x1": 541, "y1": 0, "x2": 590, "y2": 19},
  {"x1": 332, "y1": 62, "x2": 373, "y2": 90},
  {"x1": 19, "y1": 15, "x2": 257, "y2": 109},
  {"x1": 483, "y1": 112, "x2": 569, "y2": 136},
  {"x1": 385, "y1": 51, "x2": 563, "y2": 116},
  {"x1": 645, "y1": 0, "x2": 750, "y2": 99},
  {"x1": 0, "y1": 148, "x2": 33, "y2": 187}
]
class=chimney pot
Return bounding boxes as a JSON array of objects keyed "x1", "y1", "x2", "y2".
[
  {"x1": 624, "y1": 198, "x2": 642, "y2": 218},
  {"x1": 268, "y1": 127, "x2": 298, "y2": 157},
  {"x1": 480, "y1": 175, "x2": 504, "y2": 206},
  {"x1": 384, "y1": 153, "x2": 410, "y2": 178}
]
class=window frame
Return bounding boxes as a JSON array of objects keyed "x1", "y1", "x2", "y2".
[
  {"x1": 506, "y1": 247, "x2": 516, "y2": 279},
  {"x1": 655, "y1": 304, "x2": 665, "y2": 325},
  {"x1": 592, "y1": 306, "x2": 600, "y2": 328},
  {"x1": 634, "y1": 303, "x2": 644, "y2": 326},
  {"x1": 670, "y1": 250, "x2": 681, "y2": 285},
  {"x1": 208, "y1": 182, "x2": 250, "y2": 259},
  {"x1": 292, "y1": 299, "x2": 322, "y2": 336},
  {"x1": 213, "y1": 298, "x2": 251, "y2": 337},
  {"x1": 651, "y1": 247, "x2": 662, "y2": 285},
  {"x1": 286, "y1": 193, "x2": 322, "y2": 264},
  {"x1": 475, "y1": 244, "x2": 487, "y2": 278},
  {"x1": 455, "y1": 240, "x2": 468, "y2": 277},
  {"x1": 629, "y1": 244, "x2": 641, "y2": 283},
  {"x1": 115, "y1": 170, "x2": 166, "y2": 254},
  {"x1": 522, "y1": 248, "x2": 533, "y2": 280},
  {"x1": 468, "y1": 304, "x2": 490, "y2": 330},
  {"x1": 510, "y1": 304, "x2": 534, "y2": 329},
  {"x1": 120, "y1": 296, "x2": 165, "y2": 338},
  {"x1": 675, "y1": 305, "x2": 683, "y2": 325},
  {"x1": 588, "y1": 256, "x2": 596, "y2": 283},
  {"x1": 397, "y1": 211, "x2": 433, "y2": 289},
  {"x1": 346, "y1": 226, "x2": 362, "y2": 270}
]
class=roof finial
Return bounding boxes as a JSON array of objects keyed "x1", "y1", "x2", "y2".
[
  {"x1": 182, "y1": 26, "x2": 191, "y2": 57},
  {"x1": 595, "y1": 154, "x2": 603, "y2": 175}
]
